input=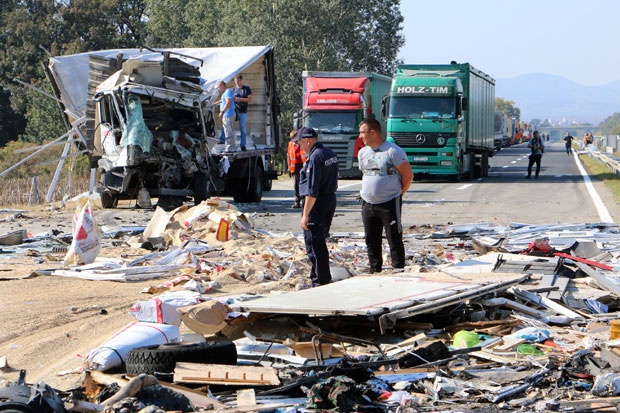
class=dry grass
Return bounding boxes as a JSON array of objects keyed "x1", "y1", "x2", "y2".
[
  {"x1": 0, "y1": 140, "x2": 90, "y2": 208},
  {"x1": 578, "y1": 152, "x2": 620, "y2": 200}
]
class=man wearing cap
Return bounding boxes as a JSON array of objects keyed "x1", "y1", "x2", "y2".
[
  {"x1": 358, "y1": 118, "x2": 413, "y2": 273},
  {"x1": 294, "y1": 127, "x2": 339, "y2": 286}
]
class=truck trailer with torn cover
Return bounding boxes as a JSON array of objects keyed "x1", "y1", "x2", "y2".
[{"x1": 46, "y1": 46, "x2": 280, "y2": 209}]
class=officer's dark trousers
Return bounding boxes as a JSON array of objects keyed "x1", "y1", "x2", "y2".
[
  {"x1": 362, "y1": 196, "x2": 405, "y2": 272},
  {"x1": 527, "y1": 154, "x2": 542, "y2": 177},
  {"x1": 303, "y1": 194, "x2": 336, "y2": 286}
]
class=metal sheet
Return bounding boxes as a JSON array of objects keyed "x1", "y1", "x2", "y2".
[{"x1": 229, "y1": 275, "x2": 485, "y2": 317}]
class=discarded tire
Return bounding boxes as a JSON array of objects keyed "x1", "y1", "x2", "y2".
[{"x1": 125, "y1": 341, "x2": 237, "y2": 375}]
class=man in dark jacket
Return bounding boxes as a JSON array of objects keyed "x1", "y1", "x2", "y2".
[
  {"x1": 294, "y1": 127, "x2": 339, "y2": 286},
  {"x1": 526, "y1": 130, "x2": 545, "y2": 179}
]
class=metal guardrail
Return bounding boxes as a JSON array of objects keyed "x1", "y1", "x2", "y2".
[{"x1": 586, "y1": 145, "x2": 620, "y2": 174}]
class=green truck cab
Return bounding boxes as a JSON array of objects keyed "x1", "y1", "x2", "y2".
[{"x1": 382, "y1": 62, "x2": 495, "y2": 181}]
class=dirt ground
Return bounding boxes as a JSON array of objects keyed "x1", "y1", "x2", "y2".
[{"x1": 0, "y1": 202, "x2": 320, "y2": 391}]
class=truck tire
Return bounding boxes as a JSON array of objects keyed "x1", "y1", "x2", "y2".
[
  {"x1": 135, "y1": 384, "x2": 193, "y2": 411},
  {"x1": 232, "y1": 162, "x2": 263, "y2": 203},
  {"x1": 100, "y1": 191, "x2": 118, "y2": 209},
  {"x1": 263, "y1": 178, "x2": 273, "y2": 191},
  {"x1": 125, "y1": 341, "x2": 237, "y2": 376},
  {"x1": 481, "y1": 152, "x2": 489, "y2": 177},
  {"x1": 192, "y1": 171, "x2": 209, "y2": 205}
]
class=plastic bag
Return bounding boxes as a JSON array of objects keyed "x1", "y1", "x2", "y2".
[
  {"x1": 128, "y1": 290, "x2": 202, "y2": 326},
  {"x1": 64, "y1": 198, "x2": 102, "y2": 265},
  {"x1": 452, "y1": 330, "x2": 480, "y2": 348}
]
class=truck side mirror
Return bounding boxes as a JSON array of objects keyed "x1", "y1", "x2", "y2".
[
  {"x1": 381, "y1": 95, "x2": 388, "y2": 117},
  {"x1": 293, "y1": 112, "x2": 301, "y2": 130},
  {"x1": 461, "y1": 97, "x2": 468, "y2": 111}
]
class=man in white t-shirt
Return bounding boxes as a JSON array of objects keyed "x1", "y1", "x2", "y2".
[{"x1": 358, "y1": 118, "x2": 413, "y2": 273}]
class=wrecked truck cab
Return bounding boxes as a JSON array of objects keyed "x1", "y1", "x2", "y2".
[
  {"x1": 94, "y1": 70, "x2": 219, "y2": 209},
  {"x1": 46, "y1": 46, "x2": 280, "y2": 210}
]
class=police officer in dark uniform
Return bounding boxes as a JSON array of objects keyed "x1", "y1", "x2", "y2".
[{"x1": 293, "y1": 127, "x2": 339, "y2": 286}]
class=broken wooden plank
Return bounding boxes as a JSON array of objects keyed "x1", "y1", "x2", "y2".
[
  {"x1": 88, "y1": 370, "x2": 226, "y2": 409},
  {"x1": 511, "y1": 288, "x2": 584, "y2": 320},
  {"x1": 173, "y1": 362, "x2": 280, "y2": 386},
  {"x1": 575, "y1": 261, "x2": 620, "y2": 297},
  {"x1": 554, "y1": 252, "x2": 614, "y2": 271},
  {"x1": 480, "y1": 297, "x2": 550, "y2": 319},
  {"x1": 493, "y1": 337, "x2": 526, "y2": 352}
]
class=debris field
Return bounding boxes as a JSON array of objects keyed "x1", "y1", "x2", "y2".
[{"x1": 3, "y1": 200, "x2": 620, "y2": 412}]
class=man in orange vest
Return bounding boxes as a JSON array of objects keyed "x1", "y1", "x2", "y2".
[{"x1": 287, "y1": 130, "x2": 308, "y2": 208}]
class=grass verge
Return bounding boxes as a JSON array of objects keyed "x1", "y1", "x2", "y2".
[{"x1": 578, "y1": 152, "x2": 620, "y2": 200}]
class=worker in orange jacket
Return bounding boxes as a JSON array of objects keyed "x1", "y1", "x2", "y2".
[{"x1": 287, "y1": 130, "x2": 308, "y2": 208}]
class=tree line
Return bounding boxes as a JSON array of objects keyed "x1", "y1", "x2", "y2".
[{"x1": 0, "y1": 0, "x2": 404, "y2": 147}]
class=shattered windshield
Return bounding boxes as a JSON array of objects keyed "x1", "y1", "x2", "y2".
[
  {"x1": 389, "y1": 97, "x2": 455, "y2": 119},
  {"x1": 306, "y1": 111, "x2": 358, "y2": 134}
]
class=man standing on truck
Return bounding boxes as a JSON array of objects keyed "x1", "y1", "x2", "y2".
[
  {"x1": 526, "y1": 130, "x2": 545, "y2": 179},
  {"x1": 295, "y1": 127, "x2": 339, "y2": 287},
  {"x1": 216, "y1": 80, "x2": 236, "y2": 150},
  {"x1": 233, "y1": 74, "x2": 252, "y2": 151},
  {"x1": 358, "y1": 118, "x2": 413, "y2": 273}
]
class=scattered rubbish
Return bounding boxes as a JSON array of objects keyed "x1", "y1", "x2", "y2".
[
  {"x1": 7, "y1": 211, "x2": 620, "y2": 411},
  {"x1": 63, "y1": 197, "x2": 102, "y2": 265}
]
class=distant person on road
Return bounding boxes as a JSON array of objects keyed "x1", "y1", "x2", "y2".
[
  {"x1": 287, "y1": 129, "x2": 307, "y2": 208},
  {"x1": 358, "y1": 118, "x2": 413, "y2": 273},
  {"x1": 583, "y1": 132, "x2": 594, "y2": 147},
  {"x1": 564, "y1": 132, "x2": 574, "y2": 155},
  {"x1": 526, "y1": 130, "x2": 545, "y2": 179},
  {"x1": 295, "y1": 127, "x2": 339, "y2": 287}
]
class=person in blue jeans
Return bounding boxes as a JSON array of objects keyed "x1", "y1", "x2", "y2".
[
  {"x1": 216, "y1": 80, "x2": 236, "y2": 150},
  {"x1": 233, "y1": 74, "x2": 252, "y2": 151}
]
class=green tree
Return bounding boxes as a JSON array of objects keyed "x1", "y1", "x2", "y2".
[
  {"x1": 21, "y1": 81, "x2": 66, "y2": 144},
  {"x1": 144, "y1": 0, "x2": 193, "y2": 47},
  {"x1": 60, "y1": 0, "x2": 146, "y2": 53},
  {"x1": 176, "y1": 0, "x2": 404, "y2": 132},
  {"x1": 0, "y1": 0, "x2": 62, "y2": 140},
  {"x1": 495, "y1": 97, "x2": 520, "y2": 119},
  {"x1": 600, "y1": 112, "x2": 620, "y2": 136}
]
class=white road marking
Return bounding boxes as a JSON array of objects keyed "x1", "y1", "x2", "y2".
[
  {"x1": 573, "y1": 152, "x2": 614, "y2": 223},
  {"x1": 457, "y1": 184, "x2": 472, "y2": 190},
  {"x1": 338, "y1": 182, "x2": 362, "y2": 189}
]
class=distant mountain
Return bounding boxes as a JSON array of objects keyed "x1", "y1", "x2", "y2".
[{"x1": 495, "y1": 73, "x2": 620, "y2": 125}]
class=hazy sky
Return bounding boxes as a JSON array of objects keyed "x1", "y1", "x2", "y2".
[{"x1": 399, "y1": 0, "x2": 619, "y2": 86}]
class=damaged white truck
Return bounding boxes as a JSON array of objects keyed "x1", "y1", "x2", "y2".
[{"x1": 46, "y1": 46, "x2": 280, "y2": 209}]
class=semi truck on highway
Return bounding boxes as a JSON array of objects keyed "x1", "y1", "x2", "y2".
[
  {"x1": 294, "y1": 71, "x2": 392, "y2": 178},
  {"x1": 382, "y1": 62, "x2": 495, "y2": 181},
  {"x1": 494, "y1": 111, "x2": 514, "y2": 149},
  {"x1": 46, "y1": 46, "x2": 280, "y2": 209}
]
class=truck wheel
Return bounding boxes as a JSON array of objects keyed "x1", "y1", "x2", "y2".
[
  {"x1": 156, "y1": 196, "x2": 184, "y2": 211},
  {"x1": 232, "y1": 162, "x2": 263, "y2": 203},
  {"x1": 192, "y1": 171, "x2": 209, "y2": 205},
  {"x1": 100, "y1": 191, "x2": 118, "y2": 209},
  {"x1": 125, "y1": 341, "x2": 237, "y2": 376},
  {"x1": 481, "y1": 152, "x2": 489, "y2": 177},
  {"x1": 263, "y1": 178, "x2": 273, "y2": 191}
]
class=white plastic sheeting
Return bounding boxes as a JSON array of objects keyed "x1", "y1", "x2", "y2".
[{"x1": 48, "y1": 45, "x2": 273, "y2": 120}]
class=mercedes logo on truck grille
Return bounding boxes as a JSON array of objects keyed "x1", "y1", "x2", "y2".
[{"x1": 416, "y1": 134, "x2": 426, "y2": 144}]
